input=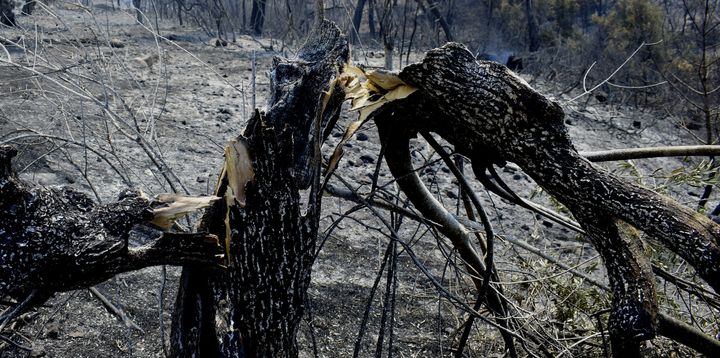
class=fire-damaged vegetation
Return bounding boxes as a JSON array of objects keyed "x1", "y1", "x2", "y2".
[{"x1": 1, "y1": 1, "x2": 719, "y2": 357}]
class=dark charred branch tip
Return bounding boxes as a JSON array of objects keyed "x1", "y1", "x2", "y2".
[{"x1": 0, "y1": 145, "x2": 16, "y2": 173}]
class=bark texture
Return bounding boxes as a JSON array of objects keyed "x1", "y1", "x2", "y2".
[
  {"x1": 171, "y1": 20, "x2": 348, "y2": 357},
  {"x1": 0, "y1": 146, "x2": 222, "y2": 313},
  {"x1": 371, "y1": 43, "x2": 720, "y2": 354},
  {"x1": 3, "y1": 20, "x2": 719, "y2": 358},
  {"x1": 250, "y1": 0, "x2": 268, "y2": 35}
]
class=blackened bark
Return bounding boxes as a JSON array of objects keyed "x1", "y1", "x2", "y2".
[
  {"x1": 369, "y1": 43, "x2": 720, "y2": 354},
  {"x1": 171, "y1": 20, "x2": 348, "y2": 357},
  {"x1": 417, "y1": 0, "x2": 453, "y2": 42},
  {"x1": 222, "y1": 118, "x2": 311, "y2": 357},
  {"x1": 0, "y1": 146, "x2": 222, "y2": 315},
  {"x1": 525, "y1": 0, "x2": 540, "y2": 52},
  {"x1": 250, "y1": 0, "x2": 267, "y2": 36},
  {"x1": 572, "y1": 215, "x2": 655, "y2": 356},
  {"x1": 352, "y1": 0, "x2": 367, "y2": 42},
  {"x1": 170, "y1": 268, "x2": 222, "y2": 357},
  {"x1": 170, "y1": 169, "x2": 228, "y2": 357}
]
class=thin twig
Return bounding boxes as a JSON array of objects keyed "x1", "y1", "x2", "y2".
[
  {"x1": 581, "y1": 145, "x2": 720, "y2": 162},
  {"x1": 0, "y1": 333, "x2": 31, "y2": 352},
  {"x1": 568, "y1": 40, "x2": 663, "y2": 103},
  {"x1": 88, "y1": 287, "x2": 144, "y2": 333}
]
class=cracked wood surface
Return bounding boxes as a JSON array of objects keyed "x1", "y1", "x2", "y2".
[{"x1": 3, "y1": 21, "x2": 719, "y2": 357}]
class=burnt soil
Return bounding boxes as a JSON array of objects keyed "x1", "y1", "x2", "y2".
[{"x1": 0, "y1": 2, "x2": 714, "y2": 357}]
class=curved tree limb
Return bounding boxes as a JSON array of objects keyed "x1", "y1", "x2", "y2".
[
  {"x1": 326, "y1": 184, "x2": 720, "y2": 355},
  {"x1": 419, "y1": 132, "x2": 504, "y2": 358},
  {"x1": 377, "y1": 120, "x2": 554, "y2": 357},
  {"x1": 367, "y1": 42, "x2": 720, "y2": 354}
]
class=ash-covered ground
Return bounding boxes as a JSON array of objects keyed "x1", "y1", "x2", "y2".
[{"x1": 0, "y1": 2, "x2": 712, "y2": 357}]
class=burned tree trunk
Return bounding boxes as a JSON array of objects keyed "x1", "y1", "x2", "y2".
[
  {"x1": 0, "y1": 146, "x2": 223, "y2": 322},
  {"x1": 171, "y1": 20, "x2": 348, "y2": 357},
  {"x1": 352, "y1": 0, "x2": 367, "y2": 42},
  {"x1": 250, "y1": 0, "x2": 268, "y2": 35},
  {"x1": 368, "y1": 43, "x2": 720, "y2": 355},
  {"x1": 525, "y1": 0, "x2": 540, "y2": 52}
]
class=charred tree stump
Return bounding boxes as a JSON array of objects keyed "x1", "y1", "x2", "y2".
[
  {"x1": 170, "y1": 20, "x2": 348, "y2": 357},
  {"x1": 370, "y1": 43, "x2": 720, "y2": 355},
  {"x1": 0, "y1": 146, "x2": 223, "y2": 322}
]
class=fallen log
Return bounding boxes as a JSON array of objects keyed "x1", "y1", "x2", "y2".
[
  {"x1": 0, "y1": 145, "x2": 223, "y2": 321},
  {"x1": 368, "y1": 43, "x2": 720, "y2": 355}
]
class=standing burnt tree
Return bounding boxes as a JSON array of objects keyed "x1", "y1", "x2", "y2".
[
  {"x1": 169, "y1": 16, "x2": 349, "y2": 356},
  {"x1": 250, "y1": 0, "x2": 268, "y2": 35},
  {"x1": 2, "y1": 8, "x2": 720, "y2": 358}
]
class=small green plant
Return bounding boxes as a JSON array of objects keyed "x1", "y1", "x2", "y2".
[
  {"x1": 551, "y1": 277, "x2": 608, "y2": 327},
  {"x1": 665, "y1": 160, "x2": 718, "y2": 187},
  {"x1": 593, "y1": 0, "x2": 664, "y2": 53}
]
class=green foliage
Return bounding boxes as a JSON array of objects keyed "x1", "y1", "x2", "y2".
[
  {"x1": 614, "y1": 160, "x2": 647, "y2": 186},
  {"x1": 593, "y1": 0, "x2": 664, "y2": 52},
  {"x1": 552, "y1": 0, "x2": 581, "y2": 37},
  {"x1": 611, "y1": 158, "x2": 718, "y2": 201},
  {"x1": 665, "y1": 159, "x2": 719, "y2": 189},
  {"x1": 551, "y1": 277, "x2": 607, "y2": 325}
]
